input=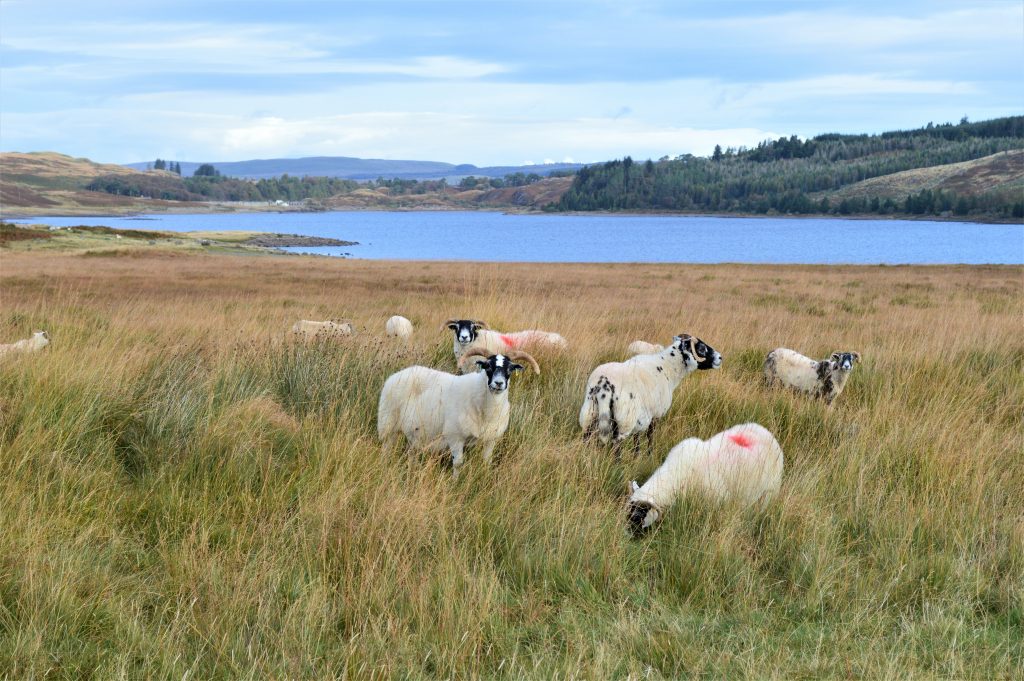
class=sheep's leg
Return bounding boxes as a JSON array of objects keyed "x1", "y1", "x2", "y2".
[
  {"x1": 646, "y1": 419, "x2": 656, "y2": 457},
  {"x1": 612, "y1": 438, "x2": 623, "y2": 462},
  {"x1": 631, "y1": 432, "x2": 642, "y2": 457},
  {"x1": 448, "y1": 439, "x2": 466, "y2": 479},
  {"x1": 480, "y1": 440, "x2": 497, "y2": 466}
]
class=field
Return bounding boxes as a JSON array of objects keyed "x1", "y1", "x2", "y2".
[{"x1": 1, "y1": 251, "x2": 1021, "y2": 679}]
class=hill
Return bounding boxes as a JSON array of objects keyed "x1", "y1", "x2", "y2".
[
  {"x1": 820, "y1": 149, "x2": 1023, "y2": 204},
  {"x1": 557, "y1": 116, "x2": 1024, "y2": 220},
  {"x1": 124, "y1": 156, "x2": 583, "y2": 181},
  {"x1": 0, "y1": 152, "x2": 196, "y2": 215}
]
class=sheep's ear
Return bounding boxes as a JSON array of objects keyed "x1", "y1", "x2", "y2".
[
  {"x1": 475, "y1": 360, "x2": 488, "y2": 369},
  {"x1": 831, "y1": 352, "x2": 842, "y2": 361},
  {"x1": 631, "y1": 480, "x2": 640, "y2": 492},
  {"x1": 852, "y1": 352, "x2": 861, "y2": 362},
  {"x1": 508, "y1": 362, "x2": 524, "y2": 373},
  {"x1": 447, "y1": 323, "x2": 459, "y2": 330}
]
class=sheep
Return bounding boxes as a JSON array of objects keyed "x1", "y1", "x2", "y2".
[
  {"x1": 625, "y1": 423, "x2": 784, "y2": 536},
  {"x1": 579, "y1": 334, "x2": 722, "y2": 458},
  {"x1": 291, "y1": 319, "x2": 354, "y2": 340},
  {"x1": 627, "y1": 340, "x2": 663, "y2": 356},
  {"x1": 0, "y1": 330, "x2": 50, "y2": 358},
  {"x1": 764, "y1": 347, "x2": 861, "y2": 405},
  {"x1": 377, "y1": 347, "x2": 540, "y2": 477},
  {"x1": 385, "y1": 315, "x2": 414, "y2": 339},
  {"x1": 444, "y1": 318, "x2": 567, "y2": 371}
]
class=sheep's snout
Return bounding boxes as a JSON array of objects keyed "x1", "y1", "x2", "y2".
[
  {"x1": 711, "y1": 351, "x2": 723, "y2": 368},
  {"x1": 626, "y1": 501, "x2": 659, "y2": 537}
]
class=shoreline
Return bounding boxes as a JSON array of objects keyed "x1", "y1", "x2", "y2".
[{"x1": 4, "y1": 204, "x2": 1021, "y2": 226}]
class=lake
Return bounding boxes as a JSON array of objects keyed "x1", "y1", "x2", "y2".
[{"x1": 13, "y1": 211, "x2": 1024, "y2": 264}]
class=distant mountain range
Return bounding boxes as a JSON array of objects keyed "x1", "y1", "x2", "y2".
[{"x1": 123, "y1": 156, "x2": 584, "y2": 181}]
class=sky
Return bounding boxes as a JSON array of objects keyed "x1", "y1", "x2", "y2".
[{"x1": 1, "y1": 0, "x2": 1021, "y2": 166}]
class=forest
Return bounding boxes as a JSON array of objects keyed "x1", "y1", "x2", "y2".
[{"x1": 556, "y1": 117, "x2": 1024, "y2": 219}]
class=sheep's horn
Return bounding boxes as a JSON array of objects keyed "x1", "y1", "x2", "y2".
[
  {"x1": 505, "y1": 349, "x2": 540, "y2": 375},
  {"x1": 472, "y1": 320, "x2": 489, "y2": 329},
  {"x1": 458, "y1": 347, "x2": 492, "y2": 369}
]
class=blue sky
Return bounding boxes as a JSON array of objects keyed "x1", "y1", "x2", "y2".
[{"x1": 1, "y1": 0, "x2": 1021, "y2": 165}]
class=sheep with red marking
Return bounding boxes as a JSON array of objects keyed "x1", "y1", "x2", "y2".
[
  {"x1": 626, "y1": 423, "x2": 784, "y2": 536},
  {"x1": 0, "y1": 330, "x2": 50, "y2": 358},
  {"x1": 764, "y1": 347, "x2": 861, "y2": 405},
  {"x1": 443, "y1": 318, "x2": 566, "y2": 372}
]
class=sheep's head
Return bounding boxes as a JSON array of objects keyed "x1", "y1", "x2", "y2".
[
  {"x1": 444, "y1": 318, "x2": 488, "y2": 345},
  {"x1": 34, "y1": 331, "x2": 50, "y2": 342},
  {"x1": 830, "y1": 352, "x2": 860, "y2": 372},
  {"x1": 459, "y1": 348, "x2": 539, "y2": 393},
  {"x1": 626, "y1": 482, "x2": 661, "y2": 537},
  {"x1": 673, "y1": 334, "x2": 722, "y2": 370}
]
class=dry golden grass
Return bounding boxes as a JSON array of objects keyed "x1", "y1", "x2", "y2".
[{"x1": 1, "y1": 252, "x2": 1021, "y2": 679}]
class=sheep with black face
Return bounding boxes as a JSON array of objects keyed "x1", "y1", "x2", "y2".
[
  {"x1": 444, "y1": 318, "x2": 567, "y2": 372},
  {"x1": 377, "y1": 348, "x2": 540, "y2": 477},
  {"x1": 579, "y1": 334, "x2": 722, "y2": 458},
  {"x1": 764, "y1": 347, "x2": 861, "y2": 405},
  {"x1": 626, "y1": 423, "x2": 784, "y2": 537}
]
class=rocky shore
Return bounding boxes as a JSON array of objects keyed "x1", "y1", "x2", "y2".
[{"x1": 242, "y1": 233, "x2": 358, "y2": 247}]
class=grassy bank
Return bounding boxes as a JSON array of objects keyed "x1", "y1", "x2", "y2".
[{"x1": 1, "y1": 253, "x2": 1021, "y2": 679}]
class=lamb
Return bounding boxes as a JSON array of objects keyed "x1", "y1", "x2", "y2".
[
  {"x1": 444, "y1": 318, "x2": 567, "y2": 370},
  {"x1": 377, "y1": 347, "x2": 540, "y2": 477},
  {"x1": 385, "y1": 315, "x2": 414, "y2": 339},
  {"x1": 764, "y1": 347, "x2": 861, "y2": 405},
  {"x1": 0, "y1": 330, "x2": 50, "y2": 358},
  {"x1": 579, "y1": 334, "x2": 722, "y2": 458},
  {"x1": 627, "y1": 340, "x2": 663, "y2": 356},
  {"x1": 291, "y1": 319, "x2": 354, "y2": 340},
  {"x1": 626, "y1": 423, "x2": 784, "y2": 536}
]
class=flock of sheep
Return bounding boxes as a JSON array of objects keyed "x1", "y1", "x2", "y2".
[
  {"x1": 310, "y1": 314, "x2": 860, "y2": 537},
  {"x1": 1, "y1": 315, "x2": 860, "y2": 537}
]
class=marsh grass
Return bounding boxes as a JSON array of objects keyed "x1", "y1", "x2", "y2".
[{"x1": 0, "y1": 253, "x2": 1021, "y2": 679}]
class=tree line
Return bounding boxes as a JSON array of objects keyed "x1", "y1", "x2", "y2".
[{"x1": 556, "y1": 116, "x2": 1024, "y2": 219}]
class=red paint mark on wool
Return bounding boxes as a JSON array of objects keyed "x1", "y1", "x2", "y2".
[
  {"x1": 728, "y1": 433, "x2": 754, "y2": 448},
  {"x1": 500, "y1": 334, "x2": 519, "y2": 349}
]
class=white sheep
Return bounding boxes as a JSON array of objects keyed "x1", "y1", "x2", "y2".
[
  {"x1": 0, "y1": 330, "x2": 50, "y2": 358},
  {"x1": 385, "y1": 315, "x2": 414, "y2": 339},
  {"x1": 626, "y1": 423, "x2": 784, "y2": 536},
  {"x1": 764, "y1": 348, "x2": 861, "y2": 405},
  {"x1": 444, "y1": 318, "x2": 567, "y2": 371},
  {"x1": 579, "y1": 334, "x2": 722, "y2": 458},
  {"x1": 291, "y1": 319, "x2": 354, "y2": 340},
  {"x1": 627, "y1": 340, "x2": 663, "y2": 356},
  {"x1": 377, "y1": 347, "x2": 540, "y2": 477}
]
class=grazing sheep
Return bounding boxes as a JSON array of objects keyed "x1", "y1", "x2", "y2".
[
  {"x1": 444, "y1": 318, "x2": 567, "y2": 371},
  {"x1": 627, "y1": 340, "x2": 663, "y2": 356},
  {"x1": 377, "y1": 348, "x2": 540, "y2": 477},
  {"x1": 764, "y1": 348, "x2": 861, "y2": 405},
  {"x1": 385, "y1": 315, "x2": 414, "y2": 339},
  {"x1": 580, "y1": 334, "x2": 722, "y2": 458},
  {"x1": 626, "y1": 423, "x2": 784, "y2": 536},
  {"x1": 291, "y1": 319, "x2": 354, "y2": 340},
  {"x1": 0, "y1": 330, "x2": 50, "y2": 358}
]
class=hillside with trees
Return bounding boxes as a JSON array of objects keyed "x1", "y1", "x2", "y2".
[{"x1": 557, "y1": 117, "x2": 1024, "y2": 220}]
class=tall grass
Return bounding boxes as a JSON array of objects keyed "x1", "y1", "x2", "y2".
[{"x1": 1, "y1": 253, "x2": 1021, "y2": 679}]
